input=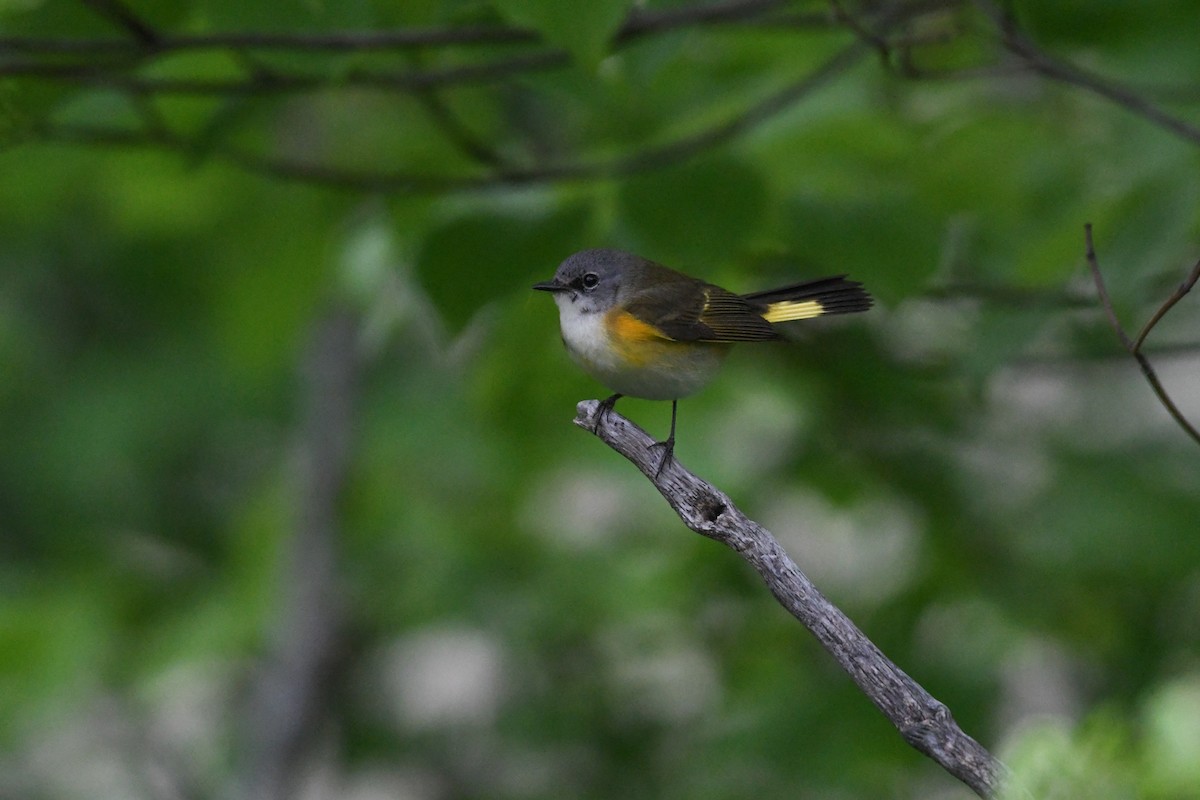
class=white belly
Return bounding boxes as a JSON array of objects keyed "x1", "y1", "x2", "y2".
[{"x1": 554, "y1": 300, "x2": 726, "y2": 400}]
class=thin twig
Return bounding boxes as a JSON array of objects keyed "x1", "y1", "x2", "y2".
[
  {"x1": 612, "y1": 37, "x2": 871, "y2": 174},
  {"x1": 1133, "y1": 258, "x2": 1200, "y2": 352},
  {"x1": 974, "y1": 0, "x2": 1200, "y2": 147},
  {"x1": 573, "y1": 399, "x2": 1014, "y2": 799},
  {"x1": 406, "y1": 53, "x2": 506, "y2": 167},
  {"x1": 78, "y1": 0, "x2": 160, "y2": 47},
  {"x1": 829, "y1": 0, "x2": 893, "y2": 63},
  {"x1": 1084, "y1": 223, "x2": 1200, "y2": 446},
  {"x1": 1084, "y1": 225, "x2": 1135, "y2": 351}
]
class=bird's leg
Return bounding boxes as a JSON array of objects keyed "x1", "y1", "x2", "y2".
[
  {"x1": 647, "y1": 400, "x2": 678, "y2": 477},
  {"x1": 595, "y1": 393, "x2": 623, "y2": 433}
]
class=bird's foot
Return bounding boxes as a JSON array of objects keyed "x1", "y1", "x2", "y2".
[
  {"x1": 647, "y1": 437, "x2": 675, "y2": 478},
  {"x1": 594, "y1": 393, "x2": 622, "y2": 434}
]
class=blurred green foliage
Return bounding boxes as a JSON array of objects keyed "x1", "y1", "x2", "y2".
[{"x1": 1, "y1": 1, "x2": 1199, "y2": 798}]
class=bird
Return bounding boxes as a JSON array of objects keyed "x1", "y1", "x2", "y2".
[{"x1": 534, "y1": 248, "x2": 872, "y2": 474}]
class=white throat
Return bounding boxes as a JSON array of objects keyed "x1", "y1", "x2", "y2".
[{"x1": 549, "y1": 293, "x2": 724, "y2": 401}]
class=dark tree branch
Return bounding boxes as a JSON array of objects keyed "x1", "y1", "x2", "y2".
[
  {"x1": 2, "y1": 0, "x2": 955, "y2": 95},
  {"x1": 617, "y1": 0, "x2": 794, "y2": 39},
  {"x1": 838, "y1": 0, "x2": 1200, "y2": 147},
  {"x1": 0, "y1": 0, "x2": 1027, "y2": 197},
  {"x1": 10, "y1": 0, "x2": 1199, "y2": 197},
  {"x1": 0, "y1": 26, "x2": 537, "y2": 56},
  {"x1": 0, "y1": 50, "x2": 570, "y2": 95},
  {"x1": 33, "y1": 35, "x2": 872, "y2": 193},
  {"x1": 573, "y1": 399, "x2": 1014, "y2": 799},
  {"x1": 1, "y1": 0, "x2": 798, "y2": 58},
  {"x1": 829, "y1": 0, "x2": 893, "y2": 62},
  {"x1": 973, "y1": 0, "x2": 1200, "y2": 147},
  {"x1": 78, "y1": 0, "x2": 161, "y2": 47},
  {"x1": 1084, "y1": 224, "x2": 1200, "y2": 446}
]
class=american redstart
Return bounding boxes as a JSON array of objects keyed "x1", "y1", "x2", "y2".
[{"x1": 534, "y1": 248, "x2": 872, "y2": 473}]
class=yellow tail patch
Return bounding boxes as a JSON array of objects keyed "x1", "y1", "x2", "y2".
[{"x1": 761, "y1": 299, "x2": 825, "y2": 323}]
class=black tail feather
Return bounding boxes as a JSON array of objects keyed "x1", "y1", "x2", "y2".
[{"x1": 741, "y1": 275, "x2": 873, "y2": 315}]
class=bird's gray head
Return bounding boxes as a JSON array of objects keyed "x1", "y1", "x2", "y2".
[{"x1": 532, "y1": 248, "x2": 641, "y2": 315}]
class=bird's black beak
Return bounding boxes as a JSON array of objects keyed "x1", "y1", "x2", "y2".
[{"x1": 532, "y1": 279, "x2": 567, "y2": 293}]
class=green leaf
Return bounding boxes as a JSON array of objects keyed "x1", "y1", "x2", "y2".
[
  {"x1": 780, "y1": 192, "x2": 939, "y2": 304},
  {"x1": 617, "y1": 156, "x2": 769, "y2": 267},
  {"x1": 416, "y1": 200, "x2": 593, "y2": 330},
  {"x1": 491, "y1": 0, "x2": 632, "y2": 67}
]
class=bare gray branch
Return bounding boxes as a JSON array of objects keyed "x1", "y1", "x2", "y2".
[{"x1": 574, "y1": 399, "x2": 1012, "y2": 798}]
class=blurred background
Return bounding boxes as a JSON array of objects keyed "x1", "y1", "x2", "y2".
[{"x1": 1, "y1": 1, "x2": 1199, "y2": 798}]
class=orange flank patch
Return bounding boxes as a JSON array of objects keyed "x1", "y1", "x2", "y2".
[
  {"x1": 604, "y1": 308, "x2": 677, "y2": 366},
  {"x1": 761, "y1": 299, "x2": 825, "y2": 323},
  {"x1": 606, "y1": 308, "x2": 673, "y2": 343}
]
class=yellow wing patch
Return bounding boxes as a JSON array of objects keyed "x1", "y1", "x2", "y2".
[{"x1": 761, "y1": 299, "x2": 825, "y2": 323}]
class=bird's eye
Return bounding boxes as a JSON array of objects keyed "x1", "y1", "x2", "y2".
[{"x1": 581, "y1": 272, "x2": 600, "y2": 289}]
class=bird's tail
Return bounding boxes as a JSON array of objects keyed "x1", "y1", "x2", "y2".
[{"x1": 742, "y1": 276, "x2": 873, "y2": 323}]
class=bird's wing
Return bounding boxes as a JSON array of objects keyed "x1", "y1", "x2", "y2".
[{"x1": 623, "y1": 281, "x2": 779, "y2": 343}]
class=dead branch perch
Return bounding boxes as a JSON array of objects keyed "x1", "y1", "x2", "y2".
[{"x1": 573, "y1": 400, "x2": 1012, "y2": 798}]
